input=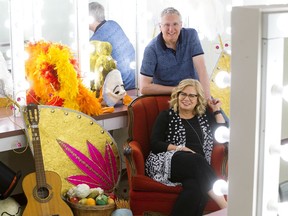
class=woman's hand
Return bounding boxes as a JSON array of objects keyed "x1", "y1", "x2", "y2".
[
  {"x1": 181, "y1": 146, "x2": 195, "y2": 153},
  {"x1": 168, "y1": 144, "x2": 195, "y2": 153},
  {"x1": 207, "y1": 98, "x2": 222, "y2": 112},
  {"x1": 207, "y1": 98, "x2": 225, "y2": 123},
  {"x1": 175, "y1": 145, "x2": 195, "y2": 153}
]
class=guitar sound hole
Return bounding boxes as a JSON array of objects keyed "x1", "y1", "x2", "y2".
[{"x1": 37, "y1": 187, "x2": 49, "y2": 199}]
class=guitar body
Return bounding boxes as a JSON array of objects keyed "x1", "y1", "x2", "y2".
[{"x1": 22, "y1": 171, "x2": 73, "y2": 216}]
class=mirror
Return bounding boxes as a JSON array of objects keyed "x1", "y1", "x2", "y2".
[{"x1": 0, "y1": 0, "x2": 11, "y2": 70}]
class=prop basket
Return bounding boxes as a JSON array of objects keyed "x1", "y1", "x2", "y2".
[{"x1": 66, "y1": 200, "x2": 115, "y2": 216}]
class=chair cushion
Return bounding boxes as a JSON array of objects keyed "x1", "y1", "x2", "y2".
[{"x1": 131, "y1": 175, "x2": 182, "y2": 193}]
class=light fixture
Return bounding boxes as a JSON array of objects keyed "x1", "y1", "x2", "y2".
[
  {"x1": 5, "y1": 49, "x2": 11, "y2": 59},
  {"x1": 269, "y1": 138, "x2": 288, "y2": 162},
  {"x1": 129, "y1": 61, "x2": 136, "y2": 70},
  {"x1": 88, "y1": 16, "x2": 94, "y2": 25},
  {"x1": 278, "y1": 202, "x2": 288, "y2": 216},
  {"x1": 276, "y1": 13, "x2": 288, "y2": 35},
  {"x1": 271, "y1": 84, "x2": 288, "y2": 102},
  {"x1": 213, "y1": 179, "x2": 228, "y2": 196},
  {"x1": 214, "y1": 71, "x2": 231, "y2": 89},
  {"x1": 214, "y1": 126, "x2": 230, "y2": 143},
  {"x1": 267, "y1": 199, "x2": 288, "y2": 216}
]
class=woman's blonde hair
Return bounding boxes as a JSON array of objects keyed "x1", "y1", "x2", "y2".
[{"x1": 169, "y1": 79, "x2": 207, "y2": 115}]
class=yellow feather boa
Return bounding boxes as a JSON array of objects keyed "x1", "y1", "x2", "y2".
[{"x1": 25, "y1": 40, "x2": 114, "y2": 116}]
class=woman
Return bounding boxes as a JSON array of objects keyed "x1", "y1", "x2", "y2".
[{"x1": 145, "y1": 79, "x2": 228, "y2": 216}]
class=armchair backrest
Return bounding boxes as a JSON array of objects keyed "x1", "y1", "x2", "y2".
[{"x1": 127, "y1": 95, "x2": 171, "y2": 159}]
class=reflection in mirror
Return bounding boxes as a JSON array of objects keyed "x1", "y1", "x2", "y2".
[
  {"x1": 0, "y1": 0, "x2": 13, "y2": 112},
  {"x1": 0, "y1": 0, "x2": 11, "y2": 69},
  {"x1": 41, "y1": 0, "x2": 76, "y2": 48},
  {"x1": 88, "y1": 0, "x2": 136, "y2": 102}
]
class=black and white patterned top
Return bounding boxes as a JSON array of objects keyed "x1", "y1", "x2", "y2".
[{"x1": 145, "y1": 108, "x2": 221, "y2": 186}]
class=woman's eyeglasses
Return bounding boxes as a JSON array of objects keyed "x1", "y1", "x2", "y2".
[{"x1": 179, "y1": 92, "x2": 198, "y2": 100}]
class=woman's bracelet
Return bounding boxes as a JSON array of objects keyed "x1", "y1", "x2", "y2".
[
  {"x1": 213, "y1": 110, "x2": 222, "y2": 116},
  {"x1": 175, "y1": 145, "x2": 184, "y2": 151}
]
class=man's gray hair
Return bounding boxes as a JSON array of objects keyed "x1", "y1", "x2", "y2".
[
  {"x1": 89, "y1": 2, "x2": 105, "y2": 22},
  {"x1": 160, "y1": 7, "x2": 182, "y2": 21}
]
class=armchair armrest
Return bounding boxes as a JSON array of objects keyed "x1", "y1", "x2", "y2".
[
  {"x1": 123, "y1": 140, "x2": 146, "y2": 177},
  {"x1": 211, "y1": 143, "x2": 228, "y2": 180}
]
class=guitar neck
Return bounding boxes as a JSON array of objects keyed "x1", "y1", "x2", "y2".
[{"x1": 29, "y1": 106, "x2": 47, "y2": 187}]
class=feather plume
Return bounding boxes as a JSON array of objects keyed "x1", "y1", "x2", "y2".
[
  {"x1": 104, "y1": 141, "x2": 119, "y2": 185},
  {"x1": 87, "y1": 140, "x2": 107, "y2": 173},
  {"x1": 57, "y1": 139, "x2": 113, "y2": 188}
]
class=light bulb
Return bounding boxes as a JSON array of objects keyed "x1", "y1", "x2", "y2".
[
  {"x1": 20, "y1": 80, "x2": 30, "y2": 91},
  {"x1": 226, "y1": 5, "x2": 232, "y2": 12},
  {"x1": 213, "y1": 179, "x2": 228, "y2": 196},
  {"x1": 69, "y1": 14, "x2": 76, "y2": 23},
  {"x1": 278, "y1": 202, "x2": 288, "y2": 216},
  {"x1": 5, "y1": 49, "x2": 11, "y2": 58},
  {"x1": 88, "y1": 16, "x2": 95, "y2": 25},
  {"x1": 226, "y1": 26, "x2": 231, "y2": 35},
  {"x1": 283, "y1": 85, "x2": 288, "y2": 102},
  {"x1": 89, "y1": 44, "x2": 96, "y2": 53},
  {"x1": 269, "y1": 140, "x2": 288, "y2": 162},
  {"x1": 4, "y1": 19, "x2": 10, "y2": 29},
  {"x1": 267, "y1": 200, "x2": 288, "y2": 215},
  {"x1": 129, "y1": 61, "x2": 136, "y2": 70},
  {"x1": 23, "y1": 51, "x2": 29, "y2": 61},
  {"x1": 215, "y1": 71, "x2": 231, "y2": 88},
  {"x1": 271, "y1": 84, "x2": 288, "y2": 102},
  {"x1": 267, "y1": 200, "x2": 278, "y2": 212},
  {"x1": 276, "y1": 13, "x2": 288, "y2": 35},
  {"x1": 84, "y1": 71, "x2": 96, "y2": 81},
  {"x1": 280, "y1": 144, "x2": 288, "y2": 162},
  {"x1": 215, "y1": 126, "x2": 230, "y2": 143}
]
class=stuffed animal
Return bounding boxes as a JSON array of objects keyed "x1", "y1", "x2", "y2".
[
  {"x1": 90, "y1": 40, "x2": 116, "y2": 95},
  {"x1": 25, "y1": 40, "x2": 114, "y2": 116},
  {"x1": 90, "y1": 40, "x2": 132, "y2": 107}
]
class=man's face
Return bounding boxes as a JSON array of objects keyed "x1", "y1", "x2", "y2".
[{"x1": 160, "y1": 13, "x2": 182, "y2": 45}]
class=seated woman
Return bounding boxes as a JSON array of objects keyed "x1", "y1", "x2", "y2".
[{"x1": 145, "y1": 79, "x2": 228, "y2": 216}]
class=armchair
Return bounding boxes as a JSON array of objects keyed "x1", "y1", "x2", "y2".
[{"x1": 124, "y1": 95, "x2": 228, "y2": 216}]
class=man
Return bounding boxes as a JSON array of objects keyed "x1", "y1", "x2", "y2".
[
  {"x1": 89, "y1": 2, "x2": 135, "y2": 90},
  {"x1": 140, "y1": 7, "x2": 211, "y2": 99}
]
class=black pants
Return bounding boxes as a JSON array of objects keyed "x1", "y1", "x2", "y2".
[{"x1": 169, "y1": 151, "x2": 217, "y2": 216}]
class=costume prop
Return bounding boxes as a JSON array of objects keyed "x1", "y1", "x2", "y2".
[
  {"x1": 25, "y1": 40, "x2": 114, "y2": 116},
  {"x1": 22, "y1": 105, "x2": 121, "y2": 193}
]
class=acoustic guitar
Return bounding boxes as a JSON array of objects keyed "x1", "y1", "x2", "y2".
[{"x1": 22, "y1": 104, "x2": 73, "y2": 216}]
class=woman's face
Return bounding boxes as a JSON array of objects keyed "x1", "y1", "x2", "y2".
[
  {"x1": 160, "y1": 13, "x2": 182, "y2": 45},
  {"x1": 178, "y1": 86, "x2": 198, "y2": 113}
]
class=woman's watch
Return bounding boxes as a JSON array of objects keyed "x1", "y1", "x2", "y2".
[{"x1": 213, "y1": 110, "x2": 222, "y2": 116}]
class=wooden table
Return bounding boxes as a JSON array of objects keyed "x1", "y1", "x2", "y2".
[{"x1": 0, "y1": 89, "x2": 138, "y2": 152}]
